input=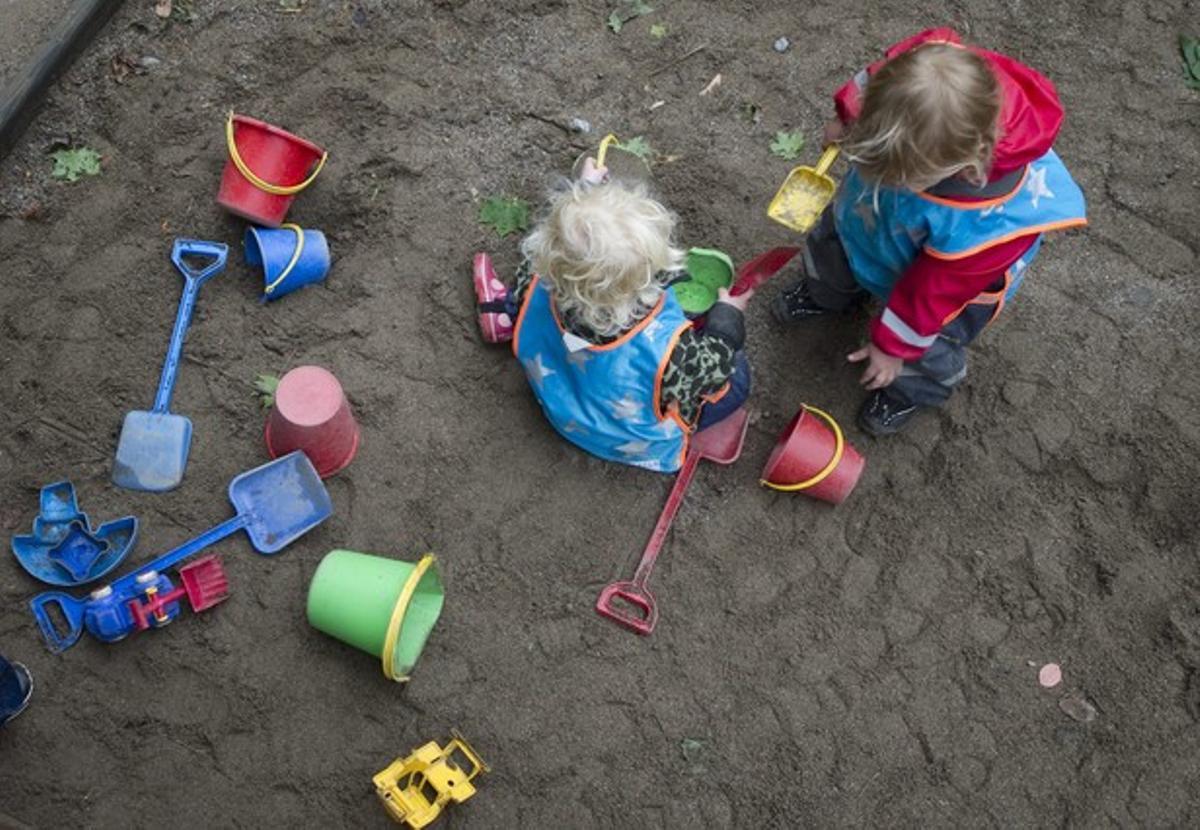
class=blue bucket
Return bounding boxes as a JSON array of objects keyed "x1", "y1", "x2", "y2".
[
  {"x1": 244, "y1": 224, "x2": 330, "y2": 301},
  {"x1": 0, "y1": 655, "x2": 32, "y2": 726}
]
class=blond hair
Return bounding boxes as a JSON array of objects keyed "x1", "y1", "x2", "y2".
[
  {"x1": 522, "y1": 180, "x2": 685, "y2": 338},
  {"x1": 842, "y1": 43, "x2": 1001, "y2": 191}
]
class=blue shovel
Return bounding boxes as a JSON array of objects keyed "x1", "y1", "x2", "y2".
[{"x1": 113, "y1": 239, "x2": 228, "y2": 492}]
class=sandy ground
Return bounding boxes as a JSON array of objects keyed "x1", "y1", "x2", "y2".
[
  {"x1": 0, "y1": 0, "x2": 75, "y2": 86},
  {"x1": 1, "y1": 0, "x2": 1198, "y2": 827}
]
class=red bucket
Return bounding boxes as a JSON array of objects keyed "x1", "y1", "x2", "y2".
[
  {"x1": 265, "y1": 366, "x2": 359, "y2": 478},
  {"x1": 761, "y1": 405, "x2": 864, "y2": 504},
  {"x1": 217, "y1": 113, "x2": 327, "y2": 228}
]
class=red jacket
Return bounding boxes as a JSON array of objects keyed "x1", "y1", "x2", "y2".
[{"x1": 833, "y1": 28, "x2": 1066, "y2": 359}]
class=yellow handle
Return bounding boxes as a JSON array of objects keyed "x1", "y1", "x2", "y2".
[
  {"x1": 380, "y1": 554, "x2": 437, "y2": 682},
  {"x1": 814, "y1": 145, "x2": 840, "y2": 176},
  {"x1": 262, "y1": 224, "x2": 305, "y2": 296},
  {"x1": 596, "y1": 133, "x2": 619, "y2": 167},
  {"x1": 761, "y1": 404, "x2": 845, "y2": 492},
  {"x1": 226, "y1": 113, "x2": 328, "y2": 196}
]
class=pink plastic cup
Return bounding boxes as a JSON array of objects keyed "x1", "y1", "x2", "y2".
[{"x1": 265, "y1": 366, "x2": 360, "y2": 478}]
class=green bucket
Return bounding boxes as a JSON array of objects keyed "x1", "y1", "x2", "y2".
[
  {"x1": 306, "y1": 550, "x2": 445, "y2": 682},
  {"x1": 673, "y1": 247, "x2": 734, "y2": 314}
]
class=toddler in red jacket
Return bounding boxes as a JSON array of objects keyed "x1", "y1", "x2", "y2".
[{"x1": 773, "y1": 28, "x2": 1087, "y2": 435}]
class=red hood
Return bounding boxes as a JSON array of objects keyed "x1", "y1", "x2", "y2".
[
  {"x1": 978, "y1": 48, "x2": 1064, "y2": 177},
  {"x1": 839, "y1": 28, "x2": 1066, "y2": 181}
]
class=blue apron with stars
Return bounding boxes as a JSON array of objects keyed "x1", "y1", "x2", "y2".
[
  {"x1": 833, "y1": 149, "x2": 1088, "y2": 302},
  {"x1": 513, "y1": 277, "x2": 692, "y2": 473}
]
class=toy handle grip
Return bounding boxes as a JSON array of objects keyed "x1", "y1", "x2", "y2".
[
  {"x1": 595, "y1": 581, "x2": 658, "y2": 636},
  {"x1": 153, "y1": 240, "x2": 228, "y2": 413},
  {"x1": 815, "y1": 145, "x2": 840, "y2": 176},
  {"x1": 30, "y1": 591, "x2": 85, "y2": 654},
  {"x1": 596, "y1": 133, "x2": 618, "y2": 167}
]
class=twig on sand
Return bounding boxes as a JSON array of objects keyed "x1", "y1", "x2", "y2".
[
  {"x1": 523, "y1": 112, "x2": 572, "y2": 134},
  {"x1": 649, "y1": 43, "x2": 708, "y2": 77}
]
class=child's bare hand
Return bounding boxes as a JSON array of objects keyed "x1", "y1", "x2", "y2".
[
  {"x1": 823, "y1": 119, "x2": 846, "y2": 145},
  {"x1": 848, "y1": 343, "x2": 903, "y2": 390},
  {"x1": 717, "y1": 286, "x2": 752, "y2": 312},
  {"x1": 579, "y1": 157, "x2": 609, "y2": 185}
]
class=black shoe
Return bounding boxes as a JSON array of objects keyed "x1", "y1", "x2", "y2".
[
  {"x1": 771, "y1": 280, "x2": 832, "y2": 325},
  {"x1": 858, "y1": 390, "x2": 920, "y2": 436}
]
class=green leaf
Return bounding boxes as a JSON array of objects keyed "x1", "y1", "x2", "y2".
[
  {"x1": 254, "y1": 373, "x2": 280, "y2": 409},
  {"x1": 1182, "y1": 35, "x2": 1200, "y2": 84},
  {"x1": 628, "y1": 0, "x2": 654, "y2": 15},
  {"x1": 769, "y1": 130, "x2": 806, "y2": 161},
  {"x1": 606, "y1": 11, "x2": 623, "y2": 32},
  {"x1": 479, "y1": 196, "x2": 531, "y2": 237},
  {"x1": 618, "y1": 135, "x2": 654, "y2": 160},
  {"x1": 50, "y1": 147, "x2": 102, "y2": 182},
  {"x1": 650, "y1": 23, "x2": 667, "y2": 39}
]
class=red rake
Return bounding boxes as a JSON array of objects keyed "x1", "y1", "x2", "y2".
[{"x1": 129, "y1": 554, "x2": 230, "y2": 632}]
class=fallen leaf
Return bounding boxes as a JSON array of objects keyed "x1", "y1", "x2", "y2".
[
  {"x1": 254, "y1": 373, "x2": 281, "y2": 409},
  {"x1": 618, "y1": 135, "x2": 654, "y2": 160},
  {"x1": 479, "y1": 196, "x2": 531, "y2": 237},
  {"x1": 1181, "y1": 34, "x2": 1200, "y2": 89},
  {"x1": 50, "y1": 148, "x2": 102, "y2": 182},
  {"x1": 769, "y1": 130, "x2": 806, "y2": 161},
  {"x1": 740, "y1": 101, "x2": 762, "y2": 126}
]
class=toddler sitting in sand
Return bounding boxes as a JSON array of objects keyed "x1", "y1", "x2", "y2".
[{"x1": 472, "y1": 159, "x2": 750, "y2": 473}]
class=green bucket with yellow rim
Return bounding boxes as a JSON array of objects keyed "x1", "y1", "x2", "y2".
[{"x1": 306, "y1": 550, "x2": 444, "y2": 682}]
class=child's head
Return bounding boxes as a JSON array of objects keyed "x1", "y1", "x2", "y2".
[
  {"x1": 843, "y1": 43, "x2": 1001, "y2": 191},
  {"x1": 522, "y1": 180, "x2": 684, "y2": 338}
]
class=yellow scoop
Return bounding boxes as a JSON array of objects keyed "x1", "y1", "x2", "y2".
[{"x1": 767, "y1": 145, "x2": 840, "y2": 232}]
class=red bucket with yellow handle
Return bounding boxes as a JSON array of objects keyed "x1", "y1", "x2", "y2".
[
  {"x1": 761, "y1": 404, "x2": 864, "y2": 504},
  {"x1": 217, "y1": 113, "x2": 328, "y2": 227}
]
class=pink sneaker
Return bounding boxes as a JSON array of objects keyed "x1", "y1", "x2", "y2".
[{"x1": 473, "y1": 253, "x2": 514, "y2": 343}]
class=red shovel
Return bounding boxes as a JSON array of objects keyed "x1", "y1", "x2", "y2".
[
  {"x1": 729, "y1": 246, "x2": 800, "y2": 296},
  {"x1": 596, "y1": 407, "x2": 750, "y2": 635}
]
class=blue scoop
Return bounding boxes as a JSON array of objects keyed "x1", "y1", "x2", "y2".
[{"x1": 112, "y1": 239, "x2": 227, "y2": 492}]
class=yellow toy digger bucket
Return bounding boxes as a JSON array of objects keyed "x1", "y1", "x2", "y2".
[{"x1": 767, "y1": 145, "x2": 840, "y2": 232}]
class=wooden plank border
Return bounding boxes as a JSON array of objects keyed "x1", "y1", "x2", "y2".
[{"x1": 0, "y1": 0, "x2": 126, "y2": 158}]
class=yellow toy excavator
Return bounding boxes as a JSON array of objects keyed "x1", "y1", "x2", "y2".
[{"x1": 373, "y1": 731, "x2": 489, "y2": 828}]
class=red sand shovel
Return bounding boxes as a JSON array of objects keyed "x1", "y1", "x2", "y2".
[
  {"x1": 728, "y1": 245, "x2": 801, "y2": 297},
  {"x1": 596, "y1": 407, "x2": 750, "y2": 635}
]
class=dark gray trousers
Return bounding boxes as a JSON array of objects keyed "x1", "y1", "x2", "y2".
[{"x1": 802, "y1": 209, "x2": 998, "y2": 408}]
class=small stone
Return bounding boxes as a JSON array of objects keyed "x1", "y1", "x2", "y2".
[
  {"x1": 1058, "y1": 694, "x2": 1098, "y2": 723},
  {"x1": 569, "y1": 117, "x2": 591, "y2": 133},
  {"x1": 1039, "y1": 663, "x2": 1062, "y2": 688},
  {"x1": 774, "y1": 37, "x2": 791, "y2": 53}
]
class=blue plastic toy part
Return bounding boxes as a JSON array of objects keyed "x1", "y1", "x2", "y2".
[
  {"x1": 244, "y1": 225, "x2": 330, "y2": 301},
  {"x1": 30, "y1": 480, "x2": 90, "y2": 543},
  {"x1": 46, "y1": 521, "x2": 108, "y2": 582},
  {"x1": 31, "y1": 452, "x2": 333, "y2": 653},
  {"x1": 11, "y1": 482, "x2": 138, "y2": 587},
  {"x1": 40, "y1": 480, "x2": 80, "y2": 523},
  {"x1": 0, "y1": 655, "x2": 33, "y2": 726},
  {"x1": 112, "y1": 239, "x2": 228, "y2": 493}
]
